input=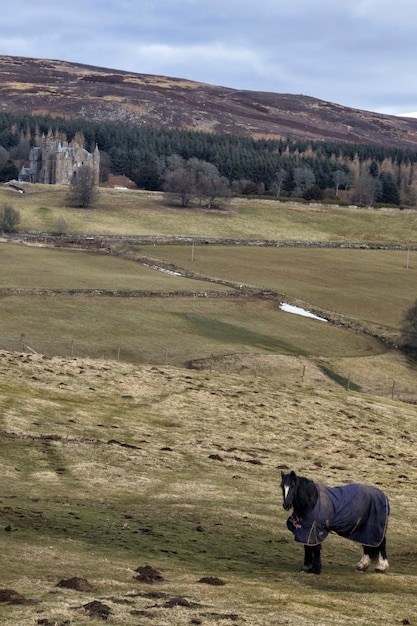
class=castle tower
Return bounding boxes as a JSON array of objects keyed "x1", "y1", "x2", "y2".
[{"x1": 29, "y1": 133, "x2": 100, "y2": 186}]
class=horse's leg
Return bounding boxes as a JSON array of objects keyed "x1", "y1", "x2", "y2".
[
  {"x1": 301, "y1": 545, "x2": 321, "y2": 573},
  {"x1": 302, "y1": 545, "x2": 313, "y2": 572},
  {"x1": 310, "y1": 544, "x2": 322, "y2": 574},
  {"x1": 356, "y1": 547, "x2": 371, "y2": 572},
  {"x1": 356, "y1": 538, "x2": 389, "y2": 573},
  {"x1": 375, "y1": 537, "x2": 389, "y2": 573}
]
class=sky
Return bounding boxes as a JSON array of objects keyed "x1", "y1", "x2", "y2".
[{"x1": 3, "y1": 0, "x2": 417, "y2": 117}]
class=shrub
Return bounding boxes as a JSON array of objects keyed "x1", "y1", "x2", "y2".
[
  {"x1": 0, "y1": 203, "x2": 20, "y2": 233},
  {"x1": 400, "y1": 298, "x2": 417, "y2": 359}
]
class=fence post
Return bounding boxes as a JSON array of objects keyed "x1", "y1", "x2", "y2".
[{"x1": 20, "y1": 334, "x2": 26, "y2": 352}]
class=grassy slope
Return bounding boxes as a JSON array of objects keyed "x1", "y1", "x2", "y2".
[
  {"x1": 2, "y1": 185, "x2": 417, "y2": 241},
  {"x1": 132, "y1": 244, "x2": 417, "y2": 329},
  {"x1": 0, "y1": 352, "x2": 417, "y2": 625},
  {"x1": 1, "y1": 185, "x2": 417, "y2": 623},
  {"x1": 2, "y1": 188, "x2": 417, "y2": 397}
]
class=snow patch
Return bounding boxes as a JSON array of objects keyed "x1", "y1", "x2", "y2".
[
  {"x1": 279, "y1": 302, "x2": 327, "y2": 322},
  {"x1": 143, "y1": 262, "x2": 183, "y2": 276}
]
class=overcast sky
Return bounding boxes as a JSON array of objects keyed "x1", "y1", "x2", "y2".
[{"x1": 3, "y1": 0, "x2": 417, "y2": 116}]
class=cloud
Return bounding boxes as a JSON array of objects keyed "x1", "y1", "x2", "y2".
[
  {"x1": 2, "y1": 0, "x2": 417, "y2": 115},
  {"x1": 120, "y1": 42, "x2": 267, "y2": 87}
]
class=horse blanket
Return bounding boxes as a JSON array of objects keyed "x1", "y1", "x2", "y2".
[{"x1": 287, "y1": 483, "x2": 390, "y2": 547}]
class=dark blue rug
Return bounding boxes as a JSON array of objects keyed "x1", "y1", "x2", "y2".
[{"x1": 287, "y1": 483, "x2": 390, "y2": 546}]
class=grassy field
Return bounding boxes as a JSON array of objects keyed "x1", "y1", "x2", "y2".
[
  {"x1": 0, "y1": 243, "x2": 230, "y2": 292},
  {"x1": 2, "y1": 183, "x2": 417, "y2": 241},
  {"x1": 1, "y1": 185, "x2": 417, "y2": 391},
  {"x1": 128, "y1": 244, "x2": 417, "y2": 330},
  {"x1": 0, "y1": 352, "x2": 417, "y2": 625},
  {"x1": 1, "y1": 184, "x2": 417, "y2": 624},
  {"x1": 0, "y1": 292, "x2": 386, "y2": 365}
]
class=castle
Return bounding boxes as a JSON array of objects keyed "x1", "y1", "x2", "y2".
[{"x1": 21, "y1": 131, "x2": 100, "y2": 185}]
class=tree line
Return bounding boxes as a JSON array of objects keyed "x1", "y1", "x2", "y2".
[{"x1": 2, "y1": 111, "x2": 417, "y2": 205}]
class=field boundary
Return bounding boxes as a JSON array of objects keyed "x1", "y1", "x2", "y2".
[
  {"x1": 5, "y1": 231, "x2": 417, "y2": 250},
  {"x1": 1, "y1": 231, "x2": 403, "y2": 349}
]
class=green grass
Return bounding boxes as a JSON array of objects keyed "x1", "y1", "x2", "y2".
[
  {"x1": 0, "y1": 295, "x2": 383, "y2": 364},
  {"x1": 0, "y1": 242, "x2": 229, "y2": 292},
  {"x1": 3, "y1": 184, "x2": 417, "y2": 241},
  {"x1": 126, "y1": 243, "x2": 417, "y2": 330},
  {"x1": 185, "y1": 313, "x2": 304, "y2": 353},
  {"x1": 2, "y1": 241, "x2": 415, "y2": 366}
]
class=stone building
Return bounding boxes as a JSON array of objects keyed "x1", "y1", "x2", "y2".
[{"x1": 28, "y1": 131, "x2": 100, "y2": 185}]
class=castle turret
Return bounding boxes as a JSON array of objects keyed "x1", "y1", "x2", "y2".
[{"x1": 29, "y1": 134, "x2": 100, "y2": 186}]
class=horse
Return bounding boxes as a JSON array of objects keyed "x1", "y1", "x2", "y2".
[{"x1": 280, "y1": 470, "x2": 390, "y2": 574}]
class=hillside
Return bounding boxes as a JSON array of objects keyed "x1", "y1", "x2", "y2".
[
  {"x1": 2, "y1": 123, "x2": 417, "y2": 622},
  {"x1": 2, "y1": 55, "x2": 417, "y2": 149},
  {"x1": 1, "y1": 349, "x2": 417, "y2": 625}
]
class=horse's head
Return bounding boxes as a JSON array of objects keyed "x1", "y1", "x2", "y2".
[{"x1": 281, "y1": 470, "x2": 297, "y2": 511}]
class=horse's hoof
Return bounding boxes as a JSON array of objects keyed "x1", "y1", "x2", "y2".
[
  {"x1": 303, "y1": 567, "x2": 321, "y2": 575},
  {"x1": 356, "y1": 555, "x2": 371, "y2": 572},
  {"x1": 375, "y1": 559, "x2": 389, "y2": 573},
  {"x1": 300, "y1": 565, "x2": 320, "y2": 574}
]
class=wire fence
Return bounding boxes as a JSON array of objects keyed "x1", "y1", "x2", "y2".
[
  {"x1": 0, "y1": 334, "x2": 139, "y2": 363},
  {"x1": 0, "y1": 333, "x2": 181, "y2": 367},
  {"x1": 1, "y1": 333, "x2": 416, "y2": 404}
]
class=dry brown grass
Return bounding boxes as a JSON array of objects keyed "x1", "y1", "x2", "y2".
[{"x1": 0, "y1": 350, "x2": 417, "y2": 625}]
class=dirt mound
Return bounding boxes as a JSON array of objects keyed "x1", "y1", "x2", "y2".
[
  {"x1": 134, "y1": 565, "x2": 164, "y2": 584},
  {"x1": 198, "y1": 576, "x2": 226, "y2": 586},
  {"x1": 0, "y1": 588, "x2": 37, "y2": 604},
  {"x1": 56, "y1": 577, "x2": 93, "y2": 591},
  {"x1": 83, "y1": 600, "x2": 112, "y2": 620}
]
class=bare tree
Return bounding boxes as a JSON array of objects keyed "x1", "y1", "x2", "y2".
[
  {"x1": 270, "y1": 168, "x2": 286, "y2": 196},
  {"x1": 354, "y1": 171, "x2": 380, "y2": 206},
  {"x1": 293, "y1": 167, "x2": 315, "y2": 197},
  {"x1": 67, "y1": 165, "x2": 98, "y2": 208},
  {"x1": 333, "y1": 170, "x2": 348, "y2": 196},
  {"x1": 189, "y1": 159, "x2": 230, "y2": 208},
  {"x1": 163, "y1": 156, "x2": 230, "y2": 208},
  {"x1": 163, "y1": 166, "x2": 196, "y2": 207}
]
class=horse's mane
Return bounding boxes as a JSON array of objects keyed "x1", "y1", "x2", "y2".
[{"x1": 294, "y1": 475, "x2": 318, "y2": 517}]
